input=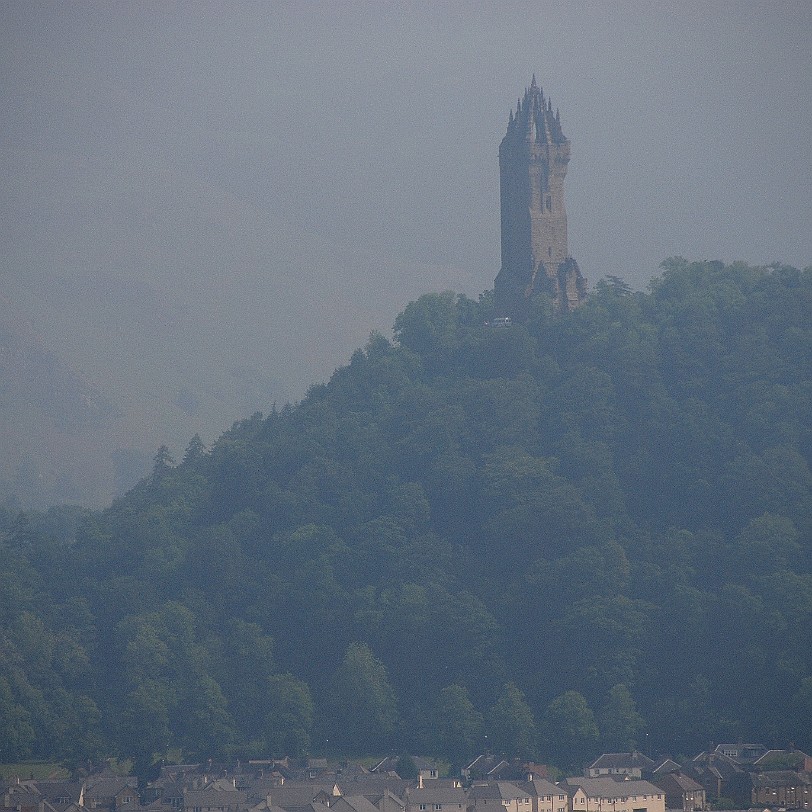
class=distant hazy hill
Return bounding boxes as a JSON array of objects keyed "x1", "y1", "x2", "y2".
[
  {"x1": 1, "y1": 141, "x2": 484, "y2": 507},
  {"x1": 0, "y1": 298, "x2": 122, "y2": 504}
]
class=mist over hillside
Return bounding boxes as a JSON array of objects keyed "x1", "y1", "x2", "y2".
[
  {"x1": 1, "y1": 150, "x2": 479, "y2": 505},
  {"x1": 2, "y1": 2, "x2": 811, "y2": 507}
]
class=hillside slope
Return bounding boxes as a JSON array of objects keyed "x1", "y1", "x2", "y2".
[{"x1": 2, "y1": 259, "x2": 811, "y2": 770}]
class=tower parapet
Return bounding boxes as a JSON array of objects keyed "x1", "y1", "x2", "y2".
[{"x1": 495, "y1": 76, "x2": 586, "y2": 318}]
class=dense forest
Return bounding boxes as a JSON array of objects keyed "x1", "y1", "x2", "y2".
[{"x1": 2, "y1": 259, "x2": 811, "y2": 775}]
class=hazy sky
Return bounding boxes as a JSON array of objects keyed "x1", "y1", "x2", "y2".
[{"x1": 2, "y1": 1, "x2": 811, "y2": 503}]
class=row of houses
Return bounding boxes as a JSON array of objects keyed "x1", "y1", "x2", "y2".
[
  {"x1": 2, "y1": 745, "x2": 810, "y2": 812},
  {"x1": 0, "y1": 772, "x2": 137, "y2": 812},
  {"x1": 586, "y1": 747, "x2": 812, "y2": 811},
  {"x1": 0, "y1": 767, "x2": 682, "y2": 812}
]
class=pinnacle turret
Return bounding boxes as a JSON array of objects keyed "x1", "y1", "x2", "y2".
[{"x1": 505, "y1": 76, "x2": 566, "y2": 145}]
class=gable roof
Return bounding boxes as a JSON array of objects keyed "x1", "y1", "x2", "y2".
[
  {"x1": 183, "y1": 790, "x2": 247, "y2": 809},
  {"x1": 649, "y1": 774, "x2": 703, "y2": 796},
  {"x1": 468, "y1": 784, "x2": 527, "y2": 802},
  {"x1": 564, "y1": 778, "x2": 662, "y2": 799},
  {"x1": 463, "y1": 757, "x2": 510, "y2": 778},
  {"x1": 405, "y1": 786, "x2": 466, "y2": 805},
  {"x1": 752, "y1": 749, "x2": 812, "y2": 771},
  {"x1": 751, "y1": 771, "x2": 812, "y2": 788},
  {"x1": 264, "y1": 787, "x2": 338, "y2": 809},
  {"x1": 588, "y1": 754, "x2": 656, "y2": 771},
  {"x1": 30, "y1": 781, "x2": 85, "y2": 810},
  {"x1": 652, "y1": 760, "x2": 681, "y2": 775},
  {"x1": 352, "y1": 790, "x2": 406, "y2": 811},
  {"x1": 713, "y1": 744, "x2": 767, "y2": 764},
  {"x1": 342, "y1": 780, "x2": 409, "y2": 796},
  {"x1": 688, "y1": 752, "x2": 744, "y2": 779},
  {"x1": 515, "y1": 780, "x2": 563, "y2": 798},
  {"x1": 329, "y1": 797, "x2": 381, "y2": 812}
]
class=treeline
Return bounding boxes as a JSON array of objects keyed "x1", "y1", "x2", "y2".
[{"x1": 1, "y1": 259, "x2": 811, "y2": 774}]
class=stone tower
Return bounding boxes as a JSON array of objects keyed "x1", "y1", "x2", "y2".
[{"x1": 494, "y1": 76, "x2": 586, "y2": 318}]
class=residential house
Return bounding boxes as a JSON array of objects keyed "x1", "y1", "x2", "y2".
[
  {"x1": 143, "y1": 782, "x2": 184, "y2": 809},
  {"x1": 516, "y1": 778, "x2": 568, "y2": 812},
  {"x1": 467, "y1": 782, "x2": 532, "y2": 812},
  {"x1": 354, "y1": 790, "x2": 406, "y2": 812},
  {"x1": 303, "y1": 765, "x2": 330, "y2": 783},
  {"x1": 647, "y1": 773, "x2": 705, "y2": 812},
  {"x1": 371, "y1": 760, "x2": 438, "y2": 784},
  {"x1": 265, "y1": 784, "x2": 343, "y2": 812},
  {"x1": 650, "y1": 764, "x2": 680, "y2": 778},
  {"x1": 328, "y1": 797, "x2": 381, "y2": 812},
  {"x1": 413, "y1": 765, "x2": 440, "y2": 785},
  {"x1": 84, "y1": 776, "x2": 138, "y2": 811},
  {"x1": 334, "y1": 781, "x2": 410, "y2": 809},
  {"x1": 182, "y1": 789, "x2": 247, "y2": 812},
  {"x1": 587, "y1": 756, "x2": 656, "y2": 781},
  {"x1": 752, "y1": 749, "x2": 812, "y2": 774},
  {"x1": 566, "y1": 777, "x2": 665, "y2": 812},
  {"x1": 462, "y1": 760, "x2": 510, "y2": 784},
  {"x1": 404, "y1": 784, "x2": 466, "y2": 812},
  {"x1": 31, "y1": 782, "x2": 86, "y2": 812},
  {"x1": 521, "y1": 770, "x2": 552, "y2": 784},
  {"x1": 683, "y1": 753, "x2": 747, "y2": 806},
  {"x1": 712, "y1": 745, "x2": 767, "y2": 766},
  {"x1": 1, "y1": 782, "x2": 55, "y2": 812},
  {"x1": 750, "y1": 771, "x2": 812, "y2": 809}
]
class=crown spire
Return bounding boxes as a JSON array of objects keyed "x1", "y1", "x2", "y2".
[{"x1": 506, "y1": 76, "x2": 567, "y2": 145}]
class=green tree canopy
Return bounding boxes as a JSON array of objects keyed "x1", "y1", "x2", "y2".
[
  {"x1": 486, "y1": 682, "x2": 537, "y2": 759},
  {"x1": 325, "y1": 642, "x2": 398, "y2": 753}
]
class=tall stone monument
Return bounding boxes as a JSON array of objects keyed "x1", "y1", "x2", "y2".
[{"x1": 494, "y1": 76, "x2": 586, "y2": 318}]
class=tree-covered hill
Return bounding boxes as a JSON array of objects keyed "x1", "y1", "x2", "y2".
[{"x1": 2, "y1": 259, "x2": 811, "y2": 773}]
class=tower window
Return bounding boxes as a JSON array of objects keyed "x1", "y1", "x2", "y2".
[{"x1": 546, "y1": 195, "x2": 552, "y2": 210}]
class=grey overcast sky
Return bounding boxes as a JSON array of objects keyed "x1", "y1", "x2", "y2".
[{"x1": 2, "y1": 1, "x2": 811, "y2": 504}]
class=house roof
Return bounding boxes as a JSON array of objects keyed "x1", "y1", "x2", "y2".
[
  {"x1": 0, "y1": 790, "x2": 42, "y2": 807},
  {"x1": 463, "y1": 757, "x2": 510, "y2": 778},
  {"x1": 155, "y1": 768, "x2": 204, "y2": 786},
  {"x1": 750, "y1": 771, "x2": 812, "y2": 788},
  {"x1": 32, "y1": 782, "x2": 85, "y2": 800},
  {"x1": 752, "y1": 750, "x2": 811, "y2": 771},
  {"x1": 183, "y1": 790, "x2": 247, "y2": 808},
  {"x1": 564, "y1": 778, "x2": 662, "y2": 799},
  {"x1": 468, "y1": 783, "x2": 527, "y2": 802},
  {"x1": 516, "y1": 779, "x2": 563, "y2": 798},
  {"x1": 653, "y1": 761, "x2": 682, "y2": 775},
  {"x1": 405, "y1": 786, "x2": 466, "y2": 805},
  {"x1": 688, "y1": 753, "x2": 743, "y2": 779},
  {"x1": 329, "y1": 796, "x2": 381, "y2": 812},
  {"x1": 264, "y1": 787, "x2": 338, "y2": 809},
  {"x1": 589, "y1": 754, "x2": 656, "y2": 771},
  {"x1": 84, "y1": 780, "x2": 136, "y2": 800},
  {"x1": 334, "y1": 779, "x2": 410, "y2": 800},
  {"x1": 267, "y1": 805, "x2": 328, "y2": 812},
  {"x1": 352, "y1": 790, "x2": 405, "y2": 811},
  {"x1": 713, "y1": 745, "x2": 767, "y2": 764},
  {"x1": 521, "y1": 766, "x2": 551, "y2": 782},
  {"x1": 650, "y1": 774, "x2": 703, "y2": 795}
]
